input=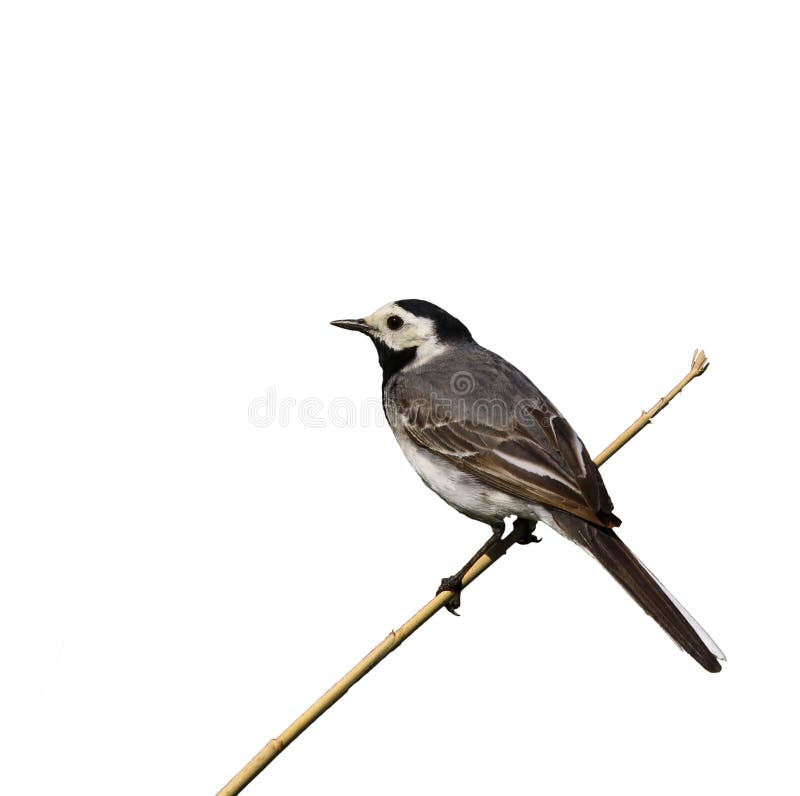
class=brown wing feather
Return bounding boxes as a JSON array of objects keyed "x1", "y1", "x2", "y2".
[{"x1": 402, "y1": 414, "x2": 619, "y2": 528}]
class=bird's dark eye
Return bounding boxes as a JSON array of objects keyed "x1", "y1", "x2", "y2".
[{"x1": 387, "y1": 315, "x2": 404, "y2": 330}]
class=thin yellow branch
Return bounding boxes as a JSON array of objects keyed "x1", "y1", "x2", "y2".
[
  {"x1": 215, "y1": 349, "x2": 710, "y2": 796},
  {"x1": 593, "y1": 349, "x2": 709, "y2": 466}
]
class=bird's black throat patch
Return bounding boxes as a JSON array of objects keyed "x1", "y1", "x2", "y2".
[{"x1": 372, "y1": 338, "x2": 418, "y2": 385}]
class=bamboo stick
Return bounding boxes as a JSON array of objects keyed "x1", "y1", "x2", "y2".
[
  {"x1": 215, "y1": 349, "x2": 710, "y2": 795},
  {"x1": 594, "y1": 349, "x2": 708, "y2": 466}
]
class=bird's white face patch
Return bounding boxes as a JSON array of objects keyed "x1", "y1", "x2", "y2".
[{"x1": 364, "y1": 303, "x2": 443, "y2": 362}]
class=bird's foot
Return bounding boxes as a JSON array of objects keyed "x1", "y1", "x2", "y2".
[
  {"x1": 436, "y1": 574, "x2": 464, "y2": 615},
  {"x1": 514, "y1": 518, "x2": 541, "y2": 545},
  {"x1": 435, "y1": 524, "x2": 506, "y2": 616}
]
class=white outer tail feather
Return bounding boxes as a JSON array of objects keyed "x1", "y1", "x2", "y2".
[{"x1": 637, "y1": 556, "x2": 726, "y2": 662}]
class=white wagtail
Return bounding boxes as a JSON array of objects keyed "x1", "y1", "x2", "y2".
[{"x1": 332, "y1": 299, "x2": 724, "y2": 672}]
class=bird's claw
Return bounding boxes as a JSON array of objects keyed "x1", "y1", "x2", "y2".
[
  {"x1": 514, "y1": 518, "x2": 541, "y2": 545},
  {"x1": 437, "y1": 575, "x2": 463, "y2": 615}
]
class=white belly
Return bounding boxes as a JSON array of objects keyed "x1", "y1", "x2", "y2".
[{"x1": 391, "y1": 424, "x2": 556, "y2": 529}]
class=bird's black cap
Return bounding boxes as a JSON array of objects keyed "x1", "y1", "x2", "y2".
[{"x1": 394, "y1": 299, "x2": 473, "y2": 343}]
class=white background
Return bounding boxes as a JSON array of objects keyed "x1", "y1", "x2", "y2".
[{"x1": 1, "y1": 3, "x2": 798, "y2": 794}]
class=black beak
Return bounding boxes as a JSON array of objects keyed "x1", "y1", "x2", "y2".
[{"x1": 330, "y1": 318, "x2": 372, "y2": 334}]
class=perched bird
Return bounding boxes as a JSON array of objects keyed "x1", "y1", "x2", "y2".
[{"x1": 332, "y1": 300, "x2": 724, "y2": 672}]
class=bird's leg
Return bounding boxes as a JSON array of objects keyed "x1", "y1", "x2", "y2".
[
  {"x1": 436, "y1": 524, "x2": 506, "y2": 615},
  {"x1": 436, "y1": 518, "x2": 540, "y2": 614}
]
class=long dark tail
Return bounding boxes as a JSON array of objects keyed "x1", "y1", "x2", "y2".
[{"x1": 553, "y1": 513, "x2": 724, "y2": 673}]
